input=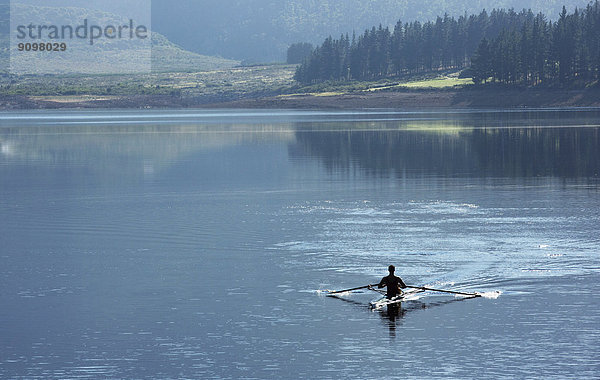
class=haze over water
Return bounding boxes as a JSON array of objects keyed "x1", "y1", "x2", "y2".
[{"x1": 1, "y1": 109, "x2": 599, "y2": 379}]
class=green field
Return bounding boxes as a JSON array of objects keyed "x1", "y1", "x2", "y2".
[
  {"x1": 380, "y1": 76, "x2": 474, "y2": 90},
  {"x1": 285, "y1": 71, "x2": 474, "y2": 97}
]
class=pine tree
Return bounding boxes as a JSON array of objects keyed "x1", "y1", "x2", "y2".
[{"x1": 471, "y1": 38, "x2": 492, "y2": 84}]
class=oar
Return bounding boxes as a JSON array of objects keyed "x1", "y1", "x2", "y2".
[
  {"x1": 406, "y1": 285, "x2": 481, "y2": 297},
  {"x1": 326, "y1": 284, "x2": 375, "y2": 295}
]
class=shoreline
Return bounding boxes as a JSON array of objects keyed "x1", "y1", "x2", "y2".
[
  {"x1": 2, "y1": 88, "x2": 600, "y2": 110},
  {"x1": 207, "y1": 88, "x2": 600, "y2": 109}
]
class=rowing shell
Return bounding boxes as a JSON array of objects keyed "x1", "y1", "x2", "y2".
[{"x1": 369, "y1": 288, "x2": 425, "y2": 309}]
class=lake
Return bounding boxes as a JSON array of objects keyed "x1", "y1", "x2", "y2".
[{"x1": 1, "y1": 109, "x2": 599, "y2": 379}]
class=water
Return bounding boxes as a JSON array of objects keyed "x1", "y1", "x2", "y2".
[{"x1": 1, "y1": 109, "x2": 599, "y2": 379}]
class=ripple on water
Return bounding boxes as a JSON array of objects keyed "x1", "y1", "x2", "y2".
[{"x1": 273, "y1": 198, "x2": 599, "y2": 294}]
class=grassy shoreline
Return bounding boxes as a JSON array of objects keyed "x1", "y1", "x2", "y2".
[
  {"x1": 4, "y1": 86, "x2": 600, "y2": 110},
  {"x1": 2, "y1": 66, "x2": 600, "y2": 110},
  {"x1": 205, "y1": 87, "x2": 600, "y2": 109}
]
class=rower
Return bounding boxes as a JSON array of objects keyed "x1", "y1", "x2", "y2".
[{"x1": 371, "y1": 265, "x2": 407, "y2": 299}]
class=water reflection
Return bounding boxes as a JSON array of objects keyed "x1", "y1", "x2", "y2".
[
  {"x1": 384, "y1": 297, "x2": 482, "y2": 338},
  {"x1": 381, "y1": 305, "x2": 406, "y2": 339},
  {"x1": 290, "y1": 125, "x2": 600, "y2": 178},
  {"x1": 2, "y1": 115, "x2": 599, "y2": 180},
  {"x1": 328, "y1": 292, "x2": 481, "y2": 339},
  {"x1": 0, "y1": 124, "x2": 295, "y2": 187}
]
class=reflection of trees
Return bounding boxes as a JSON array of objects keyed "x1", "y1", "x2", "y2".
[
  {"x1": 289, "y1": 127, "x2": 600, "y2": 178},
  {"x1": 289, "y1": 129, "x2": 475, "y2": 176},
  {"x1": 470, "y1": 128, "x2": 600, "y2": 177}
]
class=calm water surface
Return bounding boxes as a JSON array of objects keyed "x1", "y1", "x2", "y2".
[{"x1": 1, "y1": 109, "x2": 599, "y2": 379}]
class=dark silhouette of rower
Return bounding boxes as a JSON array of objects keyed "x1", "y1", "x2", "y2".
[{"x1": 376, "y1": 265, "x2": 407, "y2": 299}]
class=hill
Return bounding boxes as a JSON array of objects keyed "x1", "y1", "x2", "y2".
[{"x1": 0, "y1": 3, "x2": 238, "y2": 74}]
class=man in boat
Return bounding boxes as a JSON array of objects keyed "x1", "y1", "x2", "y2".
[{"x1": 372, "y1": 265, "x2": 407, "y2": 299}]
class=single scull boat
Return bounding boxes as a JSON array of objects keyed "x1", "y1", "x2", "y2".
[{"x1": 369, "y1": 287, "x2": 425, "y2": 309}]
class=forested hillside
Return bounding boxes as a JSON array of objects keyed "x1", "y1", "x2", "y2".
[
  {"x1": 150, "y1": 0, "x2": 591, "y2": 61},
  {"x1": 295, "y1": 3, "x2": 600, "y2": 87}
]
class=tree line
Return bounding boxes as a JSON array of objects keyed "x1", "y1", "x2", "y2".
[
  {"x1": 294, "y1": 2, "x2": 600, "y2": 86},
  {"x1": 471, "y1": 3, "x2": 600, "y2": 85}
]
